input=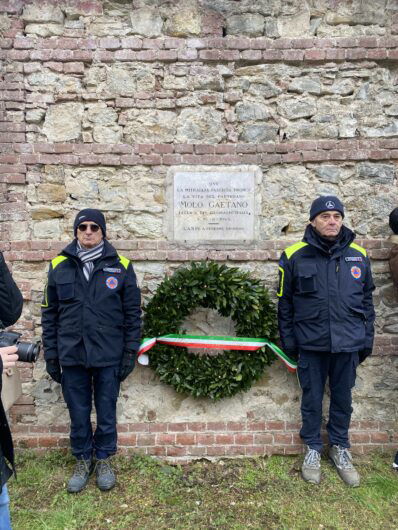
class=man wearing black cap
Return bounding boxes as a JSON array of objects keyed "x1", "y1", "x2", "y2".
[
  {"x1": 277, "y1": 196, "x2": 375, "y2": 487},
  {"x1": 41, "y1": 209, "x2": 141, "y2": 493}
]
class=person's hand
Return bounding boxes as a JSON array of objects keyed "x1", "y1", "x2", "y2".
[
  {"x1": 284, "y1": 349, "x2": 298, "y2": 362},
  {"x1": 358, "y1": 348, "x2": 372, "y2": 364},
  {"x1": 0, "y1": 345, "x2": 18, "y2": 369},
  {"x1": 46, "y1": 359, "x2": 62, "y2": 383},
  {"x1": 118, "y1": 350, "x2": 137, "y2": 381}
]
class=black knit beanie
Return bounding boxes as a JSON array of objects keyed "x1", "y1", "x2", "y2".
[
  {"x1": 389, "y1": 207, "x2": 398, "y2": 235},
  {"x1": 309, "y1": 195, "x2": 345, "y2": 221},
  {"x1": 73, "y1": 209, "x2": 106, "y2": 237}
]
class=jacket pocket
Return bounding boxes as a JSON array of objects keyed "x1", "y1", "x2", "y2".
[
  {"x1": 297, "y1": 358, "x2": 311, "y2": 391},
  {"x1": 297, "y1": 263, "x2": 317, "y2": 294},
  {"x1": 55, "y1": 271, "x2": 75, "y2": 301},
  {"x1": 347, "y1": 306, "x2": 366, "y2": 321}
]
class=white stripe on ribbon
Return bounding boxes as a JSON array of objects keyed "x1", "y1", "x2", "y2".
[{"x1": 136, "y1": 334, "x2": 297, "y2": 373}]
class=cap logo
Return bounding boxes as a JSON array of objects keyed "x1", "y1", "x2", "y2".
[{"x1": 325, "y1": 200, "x2": 335, "y2": 209}]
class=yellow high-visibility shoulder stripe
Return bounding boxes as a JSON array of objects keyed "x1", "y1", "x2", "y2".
[
  {"x1": 277, "y1": 266, "x2": 284, "y2": 297},
  {"x1": 118, "y1": 254, "x2": 130, "y2": 270},
  {"x1": 349, "y1": 242, "x2": 367, "y2": 257},
  {"x1": 51, "y1": 255, "x2": 68, "y2": 269},
  {"x1": 284, "y1": 241, "x2": 309, "y2": 260}
]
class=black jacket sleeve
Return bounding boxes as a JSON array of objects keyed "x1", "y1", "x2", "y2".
[
  {"x1": 277, "y1": 252, "x2": 297, "y2": 352},
  {"x1": 41, "y1": 264, "x2": 59, "y2": 361},
  {"x1": 121, "y1": 262, "x2": 142, "y2": 353},
  {"x1": 363, "y1": 256, "x2": 376, "y2": 350},
  {"x1": 0, "y1": 251, "x2": 23, "y2": 328}
]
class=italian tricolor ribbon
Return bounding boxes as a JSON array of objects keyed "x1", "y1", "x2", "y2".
[{"x1": 137, "y1": 334, "x2": 297, "y2": 373}]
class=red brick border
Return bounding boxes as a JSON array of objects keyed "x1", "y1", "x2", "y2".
[{"x1": 11, "y1": 420, "x2": 398, "y2": 461}]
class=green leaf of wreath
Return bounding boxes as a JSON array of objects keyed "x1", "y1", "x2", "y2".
[{"x1": 143, "y1": 262, "x2": 278, "y2": 400}]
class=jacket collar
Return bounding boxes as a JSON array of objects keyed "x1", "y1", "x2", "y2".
[
  {"x1": 61, "y1": 239, "x2": 118, "y2": 261},
  {"x1": 303, "y1": 224, "x2": 355, "y2": 255}
]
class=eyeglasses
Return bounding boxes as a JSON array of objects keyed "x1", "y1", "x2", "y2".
[{"x1": 78, "y1": 223, "x2": 100, "y2": 233}]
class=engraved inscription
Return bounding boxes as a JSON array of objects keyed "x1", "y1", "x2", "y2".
[{"x1": 173, "y1": 171, "x2": 255, "y2": 241}]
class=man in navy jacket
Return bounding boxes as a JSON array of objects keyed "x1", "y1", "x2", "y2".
[
  {"x1": 42, "y1": 209, "x2": 141, "y2": 493},
  {"x1": 278, "y1": 196, "x2": 375, "y2": 487}
]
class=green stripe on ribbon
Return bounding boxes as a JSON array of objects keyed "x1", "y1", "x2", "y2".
[{"x1": 137, "y1": 334, "x2": 297, "y2": 373}]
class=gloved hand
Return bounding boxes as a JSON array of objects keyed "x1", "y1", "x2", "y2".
[
  {"x1": 46, "y1": 359, "x2": 62, "y2": 383},
  {"x1": 118, "y1": 350, "x2": 137, "y2": 381},
  {"x1": 358, "y1": 348, "x2": 372, "y2": 364},
  {"x1": 284, "y1": 349, "x2": 299, "y2": 362}
]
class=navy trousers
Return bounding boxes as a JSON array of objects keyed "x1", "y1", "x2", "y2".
[
  {"x1": 61, "y1": 365, "x2": 120, "y2": 460},
  {"x1": 297, "y1": 351, "x2": 359, "y2": 452}
]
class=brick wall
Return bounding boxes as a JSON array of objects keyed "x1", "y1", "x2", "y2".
[{"x1": 1, "y1": 0, "x2": 397, "y2": 458}]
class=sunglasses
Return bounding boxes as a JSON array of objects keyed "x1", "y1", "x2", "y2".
[{"x1": 78, "y1": 223, "x2": 100, "y2": 233}]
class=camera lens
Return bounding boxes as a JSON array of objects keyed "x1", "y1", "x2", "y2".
[{"x1": 17, "y1": 341, "x2": 40, "y2": 363}]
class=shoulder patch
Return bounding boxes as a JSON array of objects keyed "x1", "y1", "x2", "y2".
[
  {"x1": 284, "y1": 241, "x2": 309, "y2": 260},
  {"x1": 51, "y1": 255, "x2": 68, "y2": 269},
  {"x1": 349, "y1": 242, "x2": 367, "y2": 257},
  {"x1": 118, "y1": 254, "x2": 130, "y2": 270}
]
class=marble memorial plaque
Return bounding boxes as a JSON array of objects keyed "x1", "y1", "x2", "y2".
[{"x1": 173, "y1": 170, "x2": 255, "y2": 241}]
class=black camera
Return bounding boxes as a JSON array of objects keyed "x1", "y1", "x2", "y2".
[{"x1": 0, "y1": 330, "x2": 40, "y2": 363}]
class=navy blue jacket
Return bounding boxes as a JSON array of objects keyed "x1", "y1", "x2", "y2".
[
  {"x1": 277, "y1": 225, "x2": 375, "y2": 354},
  {"x1": 41, "y1": 240, "x2": 141, "y2": 367}
]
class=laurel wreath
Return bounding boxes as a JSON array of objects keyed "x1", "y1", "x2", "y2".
[{"x1": 143, "y1": 262, "x2": 278, "y2": 400}]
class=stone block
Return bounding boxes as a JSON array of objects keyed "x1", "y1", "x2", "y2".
[
  {"x1": 22, "y1": 3, "x2": 64, "y2": 23},
  {"x1": 226, "y1": 14, "x2": 265, "y2": 37},
  {"x1": 357, "y1": 163, "x2": 396, "y2": 184},
  {"x1": 176, "y1": 107, "x2": 226, "y2": 144},
  {"x1": 277, "y1": 97, "x2": 317, "y2": 120},
  {"x1": 42, "y1": 103, "x2": 84, "y2": 142},
  {"x1": 164, "y1": 3, "x2": 202, "y2": 37},
  {"x1": 123, "y1": 109, "x2": 177, "y2": 144},
  {"x1": 130, "y1": 7, "x2": 164, "y2": 38},
  {"x1": 235, "y1": 101, "x2": 270, "y2": 122}
]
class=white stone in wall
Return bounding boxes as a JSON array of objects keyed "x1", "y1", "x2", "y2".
[
  {"x1": 277, "y1": 8, "x2": 310, "y2": 37},
  {"x1": 176, "y1": 107, "x2": 226, "y2": 144},
  {"x1": 124, "y1": 109, "x2": 177, "y2": 143},
  {"x1": 87, "y1": 17, "x2": 131, "y2": 37},
  {"x1": 42, "y1": 103, "x2": 84, "y2": 142},
  {"x1": 65, "y1": 170, "x2": 100, "y2": 202},
  {"x1": 25, "y1": 23, "x2": 64, "y2": 37},
  {"x1": 22, "y1": 3, "x2": 64, "y2": 23},
  {"x1": 26, "y1": 109, "x2": 46, "y2": 124},
  {"x1": 97, "y1": 64, "x2": 156, "y2": 97},
  {"x1": 93, "y1": 124, "x2": 123, "y2": 144},
  {"x1": 32, "y1": 219, "x2": 62, "y2": 239},
  {"x1": 86, "y1": 104, "x2": 119, "y2": 126},
  {"x1": 130, "y1": 7, "x2": 164, "y2": 37},
  {"x1": 164, "y1": 2, "x2": 202, "y2": 36},
  {"x1": 122, "y1": 212, "x2": 163, "y2": 239}
]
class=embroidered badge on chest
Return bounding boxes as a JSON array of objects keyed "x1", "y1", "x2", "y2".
[
  {"x1": 345, "y1": 257, "x2": 362, "y2": 262},
  {"x1": 350, "y1": 266, "x2": 361, "y2": 279},
  {"x1": 106, "y1": 276, "x2": 118, "y2": 289}
]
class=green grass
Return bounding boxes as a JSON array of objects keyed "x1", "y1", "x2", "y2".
[{"x1": 8, "y1": 450, "x2": 398, "y2": 530}]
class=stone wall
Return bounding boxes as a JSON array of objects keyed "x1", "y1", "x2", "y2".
[{"x1": 1, "y1": 0, "x2": 397, "y2": 460}]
